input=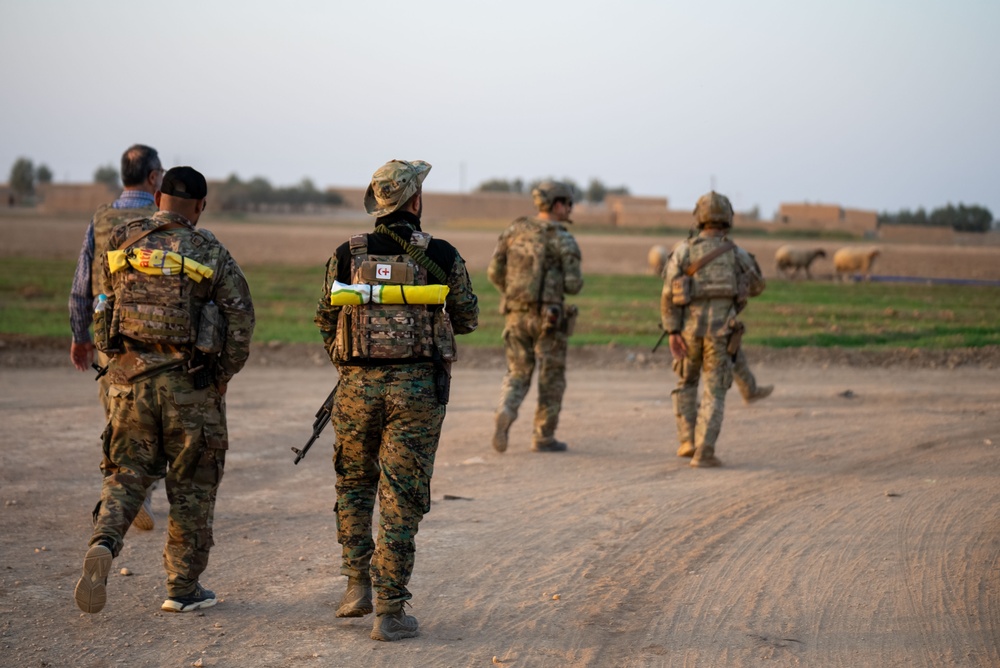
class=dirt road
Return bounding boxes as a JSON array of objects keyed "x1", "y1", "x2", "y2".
[{"x1": 2, "y1": 359, "x2": 998, "y2": 667}]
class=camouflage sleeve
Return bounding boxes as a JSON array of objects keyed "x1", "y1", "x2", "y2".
[
  {"x1": 660, "y1": 243, "x2": 686, "y2": 333},
  {"x1": 446, "y1": 251, "x2": 479, "y2": 335},
  {"x1": 737, "y1": 248, "x2": 766, "y2": 297},
  {"x1": 314, "y1": 256, "x2": 342, "y2": 362},
  {"x1": 486, "y1": 229, "x2": 509, "y2": 293},
  {"x1": 558, "y1": 229, "x2": 583, "y2": 296},
  {"x1": 212, "y1": 248, "x2": 256, "y2": 384}
]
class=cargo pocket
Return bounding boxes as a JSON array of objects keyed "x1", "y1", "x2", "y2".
[
  {"x1": 106, "y1": 384, "x2": 133, "y2": 424},
  {"x1": 192, "y1": 446, "x2": 225, "y2": 487}
]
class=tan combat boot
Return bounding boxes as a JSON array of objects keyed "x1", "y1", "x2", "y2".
[
  {"x1": 492, "y1": 409, "x2": 514, "y2": 453},
  {"x1": 336, "y1": 575, "x2": 373, "y2": 617},
  {"x1": 690, "y1": 445, "x2": 723, "y2": 468},
  {"x1": 676, "y1": 441, "x2": 696, "y2": 457}
]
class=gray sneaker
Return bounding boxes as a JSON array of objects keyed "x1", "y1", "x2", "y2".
[
  {"x1": 74, "y1": 542, "x2": 113, "y2": 613},
  {"x1": 161, "y1": 583, "x2": 217, "y2": 613},
  {"x1": 532, "y1": 439, "x2": 568, "y2": 453},
  {"x1": 371, "y1": 609, "x2": 419, "y2": 642},
  {"x1": 132, "y1": 492, "x2": 155, "y2": 531},
  {"x1": 336, "y1": 576, "x2": 373, "y2": 617}
]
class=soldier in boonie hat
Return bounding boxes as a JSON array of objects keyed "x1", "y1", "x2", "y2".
[{"x1": 364, "y1": 160, "x2": 432, "y2": 217}]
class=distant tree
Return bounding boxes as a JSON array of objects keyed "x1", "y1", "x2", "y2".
[
  {"x1": 214, "y1": 174, "x2": 342, "y2": 212},
  {"x1": 930, "y1": 203, "x2": 993, "y2": 233},
  {"x1": 93, "y1": 164, "x2": 119, "y2": 189},
  {"x1": 476, "y1": 178, "x2": 520, "y2": 193},
  {"x1": 880, "y1": 203, "x2": 992, "y2": 232},
  {"x1": 9, "y1": 157, "x2": 35, "y2": 198},
  {"x1": 585, "y1": 178, "x2": 630, "y2": 203},
  {"x1": 35, "y1": 163, "x2": 53, "y2": 184},
  {"x1": 586, "y1": 179, "x2": 607, "y2": 203}
]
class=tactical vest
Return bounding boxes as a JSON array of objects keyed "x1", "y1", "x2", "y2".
[
  {"x1": 687, "y1": 237, "x2": 739, "y2": 300},
  {"x1": 334, "y1": 231, "x2": 455, "y2": 362},
  {"x1": 106, "y1": 220, "x2": 221, "y2": 349},
  {"x1": 90, "y1": 202, "x2": 157, "y2": 295},
  {"x1": 503, "y1": 217, "x2": 564, "y2": 308}
]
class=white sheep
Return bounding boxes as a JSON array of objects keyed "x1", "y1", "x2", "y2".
[
  {"x1": 648, "y1": 245, "x2": 669, "y2": 277},
  {"x1": 833, "y1": 247, "x2": 881, "y2": 281},
  {"x1": 774, "y1": 245, "x2": 827, "y2": 279}
]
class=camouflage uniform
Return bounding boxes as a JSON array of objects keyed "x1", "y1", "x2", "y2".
[
  {"x1": 732, "y1": 348, "x2": 773, "y2": 403},
  {"x1": 91, "y1": 202, "x2": 157, "y2": 415},
  {"x1": 661, "y1": 192, "x2": 765, "y2": 467},
  {"x1": 88, "y1": 209, "x2": 255, "y2": 598},
  {"x1": 488, "y1": 183, "x2": 583, "y2": 451},
  {"x1": 314, "y1": 160, "x2": 478, "y2": 616}
]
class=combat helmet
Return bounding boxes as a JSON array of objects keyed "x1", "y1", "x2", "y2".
[
  {"x1": 364, "y1": 160, "x2": 432, "y2": 217},
  {"x1": 693, "y1": 191, "x2": 734, "y2": 227},
  {"x1": 531, "y1": 180, "x2": 574, "y2": 213}
]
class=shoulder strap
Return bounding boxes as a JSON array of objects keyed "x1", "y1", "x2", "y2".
[
  {"x1": 685, "y1": 241, "x2": 735, "y2": 277},
  {"x1": 374, "y1": 224, "x2": 448, "y2": 283},
  {"x1": 118, "y1": 220, "x2": 186, "y2": 251}
]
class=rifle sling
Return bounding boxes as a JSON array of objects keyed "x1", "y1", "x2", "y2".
[
  {"x1": 119, "y1": 220, "x2": 187, "y2": 251},
  {"x1": 374, "y1": 224, "x2": 449, "y2": 284},
  {"x1": 684, "y1": 241, "x2": 735, "y2": 276}
]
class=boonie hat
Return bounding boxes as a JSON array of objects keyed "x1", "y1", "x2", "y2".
[
  {"x1": 160, "y1": 166, "x2": 208, "y2": 200},
  {"x1": 364, "y1": 160, "x2": 431, "y2": 217}
]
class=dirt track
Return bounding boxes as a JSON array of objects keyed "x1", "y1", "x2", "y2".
[{"x1": 2, "y1": 359, "x2": 999, "y2": 667}]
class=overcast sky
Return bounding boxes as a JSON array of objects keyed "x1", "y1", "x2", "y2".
[{"x1": 1, "y1": 0, "x2": 997, "y2": 218}]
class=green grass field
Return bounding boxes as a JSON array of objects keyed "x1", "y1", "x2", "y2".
[{"x1": 2, "y1": 258, "x2": 997, "y2": 349}]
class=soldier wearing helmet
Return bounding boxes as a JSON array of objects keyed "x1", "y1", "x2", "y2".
[
  {"x1": 314, "y1": 159, "x2": 479, "y2": 641},
  {"x1": 661, "y1": 191, "x2": 765, "y2": 467},
  {"x1": 488, "y1": 180, "x2": 583, "y2": 453}
]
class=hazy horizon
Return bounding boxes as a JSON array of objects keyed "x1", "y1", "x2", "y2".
[{"x1": 2, "y1": 0, "x2": 997, "y2": 219}]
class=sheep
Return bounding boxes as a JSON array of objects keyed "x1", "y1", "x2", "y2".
[
  {"x1": 648, "y1": 244, "x2": 669, "y2": 277},
  {"x1": 833, "y1": 247, "x2": 881, "y2": 281},
  {"x1": 774, "y1": 245, "x2": 827, "y2": 279}
]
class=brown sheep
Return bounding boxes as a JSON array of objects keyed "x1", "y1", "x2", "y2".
[
  {"x1": 774, "y1": 245, "x2": 827, "y2": 279},
  {"x1": 648, "y1": 244, "x2": 669, "y2": 276},
  {"x1": 833, "y1": 247, "x2": 881, "y2": 281}
]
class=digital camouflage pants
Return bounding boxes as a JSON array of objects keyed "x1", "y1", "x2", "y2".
[
  {"x1": 671, "y1": 333, "x2": 734, "y2": 454},
  {"x1": 332, "y1": 363, "x2": 445, "y2": 606},
  {"x1": 91, "y1": 366, "x2": 227, "y2": 597},
  {"x1": 496, "y1": 310, "x2": 568, "y2": 447}
]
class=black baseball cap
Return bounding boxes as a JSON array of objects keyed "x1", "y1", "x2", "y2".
[{"x1": 160, "y1": 166, "x2": 208, "y2": 200}]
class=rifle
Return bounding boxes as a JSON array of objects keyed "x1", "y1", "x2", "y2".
[
  {"x1": 291, "y1": 381, "x2": 339, "y2": 465},
  {"x1": 91, "y1": 362, "x2": 109, "y2": 380},
  {"x1": 651, "y1": 327, "x2": 669, "y2": 353}
]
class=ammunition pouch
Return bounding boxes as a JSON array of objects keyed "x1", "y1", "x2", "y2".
[
  {"x1": 92, "y1": 304, "x2": 120, "y2": 354},
  {"x1": 433, "y1": 308, "x2": 456, "y2": 361},
  {"x1": 195, "y1": 301, "x2": 225, "y2": 354},
  {"x1": 671, "y1": 276, "x2": 692, "y2": 306},
  {"x1": 562, "y1": 304, "x2": 579, "y2": 336},
  {"x1": 727, "y1": 320, "x2": 745, "y2": 360}
]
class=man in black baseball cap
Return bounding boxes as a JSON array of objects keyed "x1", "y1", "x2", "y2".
[{"x1": 156, "y1": 166, "x2": 208, "y2": 225}]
